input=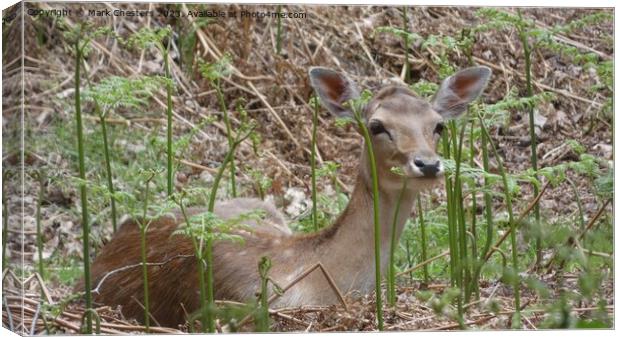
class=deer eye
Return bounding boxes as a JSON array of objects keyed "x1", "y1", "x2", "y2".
[
  {"x1": 434, "y1": 122, "x2": 445, "y2": 135},
  {"x1": 368, "y1": 120, "x2": 392, "y2": 140}
]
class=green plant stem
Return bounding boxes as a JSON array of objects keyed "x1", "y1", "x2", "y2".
[
  {"x1": 201, "y1": 150, "x2": 235, "y2": 332},
  {"x1": 35, "y1": 172, "x2": 45, "y2": 278},
  {"x1": 258, "y1": 276, "x2": 269, "y2": 331},
  {"x1": 2, "y1": 172, "x2": 8, "y2": 271},
  {"x1": 98, "y1": 114, "x2": 117, "y2": 232},
  {"x1": 139, "y1": 174, "x2": 155, "y2": 332},
  {"x1": 404, "y1": 239, "x2": 413, "y2": 284},
  {"x1": 80, "y1": 58, "x2": 117, "y2": 233},
  {"x1": 388, "y1": 179, "x2": 408, "y2": 307},
  {"x1": 201, "y1": 130, "x2": 252, "y2": 332},
  {"x1": 208, "y1": 150, "x2": 235, "y2": 212},
  {"x1": 196, "y1": 255, "x2": 208, "y2": 331},
  {"x1": 310, "y1": 99, "x2": 319, "y2": 231},
  {"x1": 442, "y1": 132, "x2": 458, "y2": 288},
  {"x1": 517, "y1": 9, "x2": 541, "y2": 267},
  {"x1": 480, "y1": 120, "x2": 494, "y2": 258},
  {"x1": 80, "y1": 309, "x2": 101, "y2": 334},
  {"x1": 402, "y1": 7, "x2": 410, "y2": 83},
  {"x1": 417, "y1": 195, "x2": 429, "y2": 283},
  {"x1": 164, "y1": 41, "x2": 174, "y2": 197},
  {"x1": 74, "y1": 41, "x2": 92, "y2": 334},
  {"x1": 469, "y1": 113, "x2": 495, "y2": 302},
  {"x1": 139, "y1": 225, "x2": 150, "y2": 331},
  {"x1": 451, "y1": 120, "x2": 468, "y2": 325},
  {"x1": 477, "y1": 111, "x2": 520, "y2": 326},
  {"x1": 178, "y1": 202, "x2": 209, "y2": 332},
  {"x1": 566, "y1": 177, "x2": 585, "y2": 231},
  {"x1": 355, "y1": 116, "x2": 383, "y2": 331},
  {"x1": 214, "y1": 80, "x2": 237, "y2": 198},
  {"x1": 468, "y1": 120, "x2": 479, "y2": 300},
  {"x1": 205, "y1": 237, "x2": 214, "y2": 332},
  {"x1": 275, "y1": 5, "x2": 282, "y2": 55},
  {"x1": 257, "y1": 258, "x2": 271, "y2": 332}
]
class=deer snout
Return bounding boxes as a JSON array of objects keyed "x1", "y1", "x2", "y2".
[{"x1": 410, "y1": 156, "x2": 443, "y2": 178}]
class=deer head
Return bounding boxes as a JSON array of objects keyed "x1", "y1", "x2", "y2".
[{"x1": 309, "y1": 66, "x2": 491, "y2": 192}]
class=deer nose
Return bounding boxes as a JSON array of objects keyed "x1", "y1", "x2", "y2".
[{"x1": 413, "y1": 158, "x2": 441, "y2": 177}]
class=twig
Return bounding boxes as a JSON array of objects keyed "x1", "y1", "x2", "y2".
[
  {"x1": 30, "y1": 302, "x2": 41, "y2": 335},
  {"x1": 396, "y1": 250, "x2": 450, "y2": 277},
  {"x1": 34, "y1": 272, "x2": 54, "y2": 305},
  {"x1": 3, "y1": 296, "x2": 14, "y2": 331},
  {"x1": 91, "y1": 254, "x2": 193, "y2": 295},
  {"x1": 270, "y1": 309, "x2": 307, "y2": 327},
  {"x1": 238, "y1": 262, "x2": 349, "y2": 327},
  {"x1": 177, "y1": 158, "x2": 218, "y2": 174},
  {"x1": 267, "y1": 263, "x2": 348, "y2": 310},
  {"x1": 130, "y1": 296, "x2": 162, "y2": 327}
]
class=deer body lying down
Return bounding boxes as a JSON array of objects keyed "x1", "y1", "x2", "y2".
[{"x1": 85, "y1": 66, "x2": 491, "y2": 327}]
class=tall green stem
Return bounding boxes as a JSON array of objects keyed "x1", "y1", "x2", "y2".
[
  {"x1": 310, "y1": 98, "x2": 319, "y2": 231},
  {"x1": 480, "y1": 124, "x2": 494, "y2": 260},
  {"x1": 477, "y1": 112, "x2": 521, "y2": 327},
  {"x1": 99, "y1": 114, "x2": 117, "y2": 232},
  {"x1": 442, "y1": 131, "x2": 458, "y2": 287},
  {"x1": 80, "y1": 58, "x2": 117, "y2": 233},
  {"x1": 417, "y1": 195, "x2": 429, "y2": 283},
  {"x1": 451, "y1": 120, "x2": 468, "y2": 325},
  {"x1": 214, "y1": 80, "x2": 236, "y2": 198},
  {"x1": 196, "y1": 253, "x2": 212, "y2": 332},
  {"x1": 139, "y1": 175, "x2": 155, "y2": 332},
  {"x1": 200, "y1": 131, "x2": 250, "y2": 332},
  {"x1": 196, "y1": 255, "x2": 208, "y2": 331},
  {"x1": 164, "y1": 41, "x2": 174, "y2": 197},
  {"x1": 355, "y1": 115, "x2": 383, "y2": 330},
  {"x1": 202, "y1": 151, "x2": 234, "y2": 333},
  {"x1": 2, "y1": 172, "x2": 8, "y2": 271},
  {"x1": 469, "y1": 118, "x2": 494, "y2": 301},
  {"x1": 205, "y1": 237, "x2": 214, "y2": 332},
  {"x1": 275, "y1": 5, "x2": 282, "y2": 55},
  {"x1": 74, "y1": 41, "x2": 92, "y2": 333},
  {"x1": 178, "y1": 202, "x2": 209, "y2": 332},
  {"x1": 566, "y1": 177, "x2": 585, "y2": 231},
  {"x1": 139, "y1": 225, "x2": 150, "y2": 331},
  {"x1": 517, "y1": 9, "x2": 541, "y2": 267},
  {"x1": 257, "y1": 257, "x2": 271, "y2": 331},
  {"x1": 388, "y1": 179, "x2": 408, "y2": 306},
  {"x1": 468, "y1": 120, "x2": 479, "y2": 300}
]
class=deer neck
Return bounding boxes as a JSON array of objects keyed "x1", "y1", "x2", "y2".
[{"x1": 314, "y1": 160, "x2": 419, "y2": 289}]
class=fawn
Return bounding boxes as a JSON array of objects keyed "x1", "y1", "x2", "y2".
[{"x1": 83, "y1": 66, "x2": 491, "y2": 327}]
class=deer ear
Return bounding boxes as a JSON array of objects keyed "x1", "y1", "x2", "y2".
[
  {"x1": 309, "y1": 67, "x2": 360, "y2": 119},
  {"x1": 432, "y1": 66, "x2": 492, "y2": 119}
]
